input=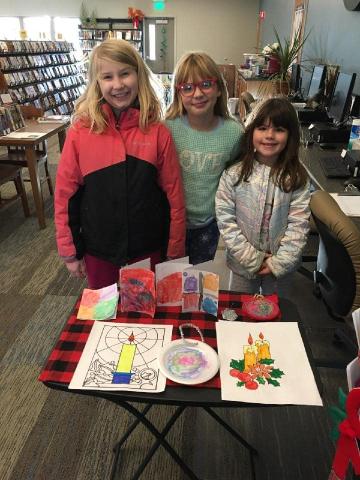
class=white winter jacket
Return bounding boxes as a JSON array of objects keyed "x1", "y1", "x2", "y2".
[{"x1": 215, "y1": 161, "x2": 310, "y2": 279}]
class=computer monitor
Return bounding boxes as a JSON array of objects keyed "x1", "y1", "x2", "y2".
[
  {"x1": 306, "y1": 65, "x2": 327, "y2": 100},
  {"x1": 328, "y1": 72, "x2": 357, "y2": 126},
  {"x1": 290, "y1": 63, "x2": 301, "y2": 94}
]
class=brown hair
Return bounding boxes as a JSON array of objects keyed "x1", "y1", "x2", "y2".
[
  {"x1": 236, "y1": 97, "x2": 307, "y2": 192},
  {"x1": 73, "y1": 39, "x2": 162, "y2": 133},
  {"x1": 165, "y1": 51, "x2": 231, "y2": 120}
]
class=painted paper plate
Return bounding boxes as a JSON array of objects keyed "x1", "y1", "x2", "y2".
[{"x1": 158, "y1": 339, "x2": 220, "y2": 385}]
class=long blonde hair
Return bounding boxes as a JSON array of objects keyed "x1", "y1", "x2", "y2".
[
  {"x1": 166, "y1": 51, "x2": 231, "y2": 120},
  {"x1": 73, "y1": 39, "x2": 162, "y2": 132}
]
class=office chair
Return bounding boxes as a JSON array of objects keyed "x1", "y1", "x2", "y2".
[
  {"x1": 310, "y1": 190, "x2": 360, "y2": 360},
  {"x1": 0, "y1": 105, "x2": 53, "y2": 196}
]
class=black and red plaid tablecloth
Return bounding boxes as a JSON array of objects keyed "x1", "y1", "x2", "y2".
[{"x1": 39, "y1": 291, "x2": 279, "y2": 389}]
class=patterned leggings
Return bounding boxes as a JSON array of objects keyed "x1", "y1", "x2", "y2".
[{"x1": 186, "y1": 219, "x2": 220, "y2": 265}]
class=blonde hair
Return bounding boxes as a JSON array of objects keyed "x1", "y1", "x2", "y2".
[
  {"x1": 73, "y1": 39, "x2": 162, "y2": 133},
  {"x1": 166, "y1": 51, "x2": 231, "y2": 120}
]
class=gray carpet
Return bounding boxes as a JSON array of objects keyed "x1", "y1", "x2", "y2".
[{"x1": 0, "y1": 139, "x2": 356, "y2": 480}]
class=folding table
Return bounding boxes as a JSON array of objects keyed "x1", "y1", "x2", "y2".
[{"x1": 39, "y1": 291, "x2": 320, "y2": 480}]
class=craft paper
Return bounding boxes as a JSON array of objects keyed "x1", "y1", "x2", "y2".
[
  {"x1": 346, "y1": 307, "x2": 360, "y2": 389},
  {"x1": 69, "y1": 323, "x2": 173, "y2": 392},
  {"x1": 119, "y1": 268, "x2": 156, "y2": 317},
  {"x1": 122, "y1": 257, "x2": 151, "y2": 270},
  {"x1": 347, "y1": 358, "x2": 360, "y2": 390},
  {"x1": 216, "y1": 322, "x2": 323, "y2": 406},
  {"x1": 77, "y1": 283, "x2": 119, "y2": 321},
  {"x1": 155, "y1": 261, "x2": 192, "y2": 306},
  {"x1": 182, "y1": 269, "x2": 219, "y2": 316}
]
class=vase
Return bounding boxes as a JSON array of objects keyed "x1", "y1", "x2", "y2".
[{"x1": 268, "y1": 56, "x2": 280, "y2": 75}]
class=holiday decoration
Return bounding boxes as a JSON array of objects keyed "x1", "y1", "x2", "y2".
[
  {"x1": 128, "y1": 7, "x2": 145, "y2": 29},
  {"x1": 329, "y1": 388, "x2": 360, "y2": 479}
]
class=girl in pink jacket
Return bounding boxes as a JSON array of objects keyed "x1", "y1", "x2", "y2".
[{"x1": 55, "y1": 39, "x2": 185, "y2": 289}]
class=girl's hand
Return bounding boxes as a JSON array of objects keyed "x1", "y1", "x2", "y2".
[
  {"x1": 258, "y1": 264, "x2": 271, "y2": 275},
  {"x1": 65, "y1": 259, "x2": 86, "y2": 278}
]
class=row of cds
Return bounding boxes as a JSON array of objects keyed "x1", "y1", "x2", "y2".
[
  {"x1": 0, "y1": 53, "x2": 79, "y2": 71},
  {"x1": 4, "y1": 68, "x2": 85, "y2": 87},
  {"x1": 9, "y1": 85, "x2": 86, "y2": 107},
  {"x1": 0, "y1": 40, "x2": 74, "y2": 54}
]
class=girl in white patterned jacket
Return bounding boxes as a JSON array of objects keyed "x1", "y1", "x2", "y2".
[{"x1": 215, "y1": 98, "x2": 310, "y2": 295}]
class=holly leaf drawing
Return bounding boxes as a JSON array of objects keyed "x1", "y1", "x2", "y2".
[
  {"x1": 270, "y1": 368, "x2": 285, "y2": 378},
  {"x1": 230, "y1": 358, "x2": 245, "y2": 371},
  {"x1": 237, "y1": 381, "x2": 246, "y2": 388},
  {"x1": 257, "y1": 376, "x2": 266, "y2": 385},
  {"x1": 259, "y1": 358, "x2": 274, "y2": 365},
  {"x1": 267, "y1": 377, "x2": 280, "y2": 387}
]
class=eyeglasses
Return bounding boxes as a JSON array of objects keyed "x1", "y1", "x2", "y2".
[{"x1": 176, "y1": 78, "x2": 217, "y2": 97}]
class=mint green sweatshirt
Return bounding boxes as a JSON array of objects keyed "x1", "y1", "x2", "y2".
[{"x1": 166, "y1": 116, "x2": 243, "y2": 227}]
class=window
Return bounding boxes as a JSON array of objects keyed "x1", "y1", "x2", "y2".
[
  {"x1": 149, "y1": 24, "x2": 156, "y2": 61},
  {"x1": 23, "y1": 16, "x2": 51, "y2": 40},
  {"x1": 54, "y1": 17, "x2": 81, "y2": 51},
  {"x1": 0, "y1": 17, "x2": 21, "y2": 40}
]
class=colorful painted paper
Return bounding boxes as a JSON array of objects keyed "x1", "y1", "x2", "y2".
[
  {"x1": 155, "y1": 260, "x2": 192, "y2": 306},
  {"x1": 69, "y1": 323, "x2": 173, "y2": 392},
  {"x1": 216, "y1": 322, "x2": 323, "y2": 406},
  {"x1": 77, "y1": 283, "x2": 119, "y2": 321},
  {"x1": 182, "y1": 270, "x2": 219, "y2": 316},
  {"x1": 119, "y1": 268, "x2": 156, "y2": 317}
]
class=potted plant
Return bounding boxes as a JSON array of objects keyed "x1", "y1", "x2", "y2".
[{"x1": 262, "y1": 27, "x2": 309, "y2": 94}]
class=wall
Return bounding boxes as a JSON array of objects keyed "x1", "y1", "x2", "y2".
[
  {"x1": 0, "y1": 0, "x2": 260, "y2": 66},
  {"x1": 259, "y1": 0, "x2": 360, "y2": 95}
]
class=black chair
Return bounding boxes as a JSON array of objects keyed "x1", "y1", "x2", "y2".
[{"x1": 309, "y1": 190, "x2": 360, "y2": 361}]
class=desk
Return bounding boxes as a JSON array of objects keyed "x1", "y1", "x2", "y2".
[
  {"x1": 301, "y1": 139, "x2": 360, "y2": 228},
  {"x1": 0, "y1": 119, "x2": 69, "y2": 229},
  {"x1": 39, "y1": 292, "x2": 321, "y2": 480}
]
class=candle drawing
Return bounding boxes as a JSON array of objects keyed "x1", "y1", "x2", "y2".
[
  {"x1": 112, "y1": 332, "x2": 136, "y2": 384},
  {"x1": 243, "y1": 333, "x2": 257, "y2": 372},
  {"x1": 255, "y1": 332, "x2": 271, "y2": 361}
]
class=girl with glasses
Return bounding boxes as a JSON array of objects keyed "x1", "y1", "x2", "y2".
[
  {"x1": 165, "y1": 52, "x2": 243, "y2": 265},
  {"x1": 216, "y1": 98, "x2": 310, "y2": 295},
  {"x1": 55, "y1": 39, "x2": 185, "y2": 289}
]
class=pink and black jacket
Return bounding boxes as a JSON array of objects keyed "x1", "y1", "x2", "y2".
[{"x1": 55, "y1": 104, "x2": 185, "y2": 266}]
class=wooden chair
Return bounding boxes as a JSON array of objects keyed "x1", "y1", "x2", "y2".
[
  {"x1": 0, "y1": 105, "x2": 53, "y2": 195},
  {"x1": 217, "y1": 64, "x2": 238, "y2": 98},
  {"x1": 0, "y1": 164, "x2": 30, "y2": 217}
]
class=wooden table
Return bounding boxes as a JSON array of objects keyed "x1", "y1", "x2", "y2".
[{"x1": 0, "y1": 119, "x2": 69, "y2": 229}]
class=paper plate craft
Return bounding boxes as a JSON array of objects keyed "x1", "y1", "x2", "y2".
[
  {"x1": 119, "y1": 268, "x2": 156, "y2": 317},
  {"x1": 158, "y1": 323, "x2": 219, "y2": 385},
  {"x1": 242, "y1": 294, "x2": 280, "y2": 321},
  {"x1": 77, "y1": 283, "x2": 119, "y2": 321}
]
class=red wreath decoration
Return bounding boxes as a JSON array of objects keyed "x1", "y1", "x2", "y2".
[{"x1": 128, "y1": 7, "x2": 145, "y2": 29}]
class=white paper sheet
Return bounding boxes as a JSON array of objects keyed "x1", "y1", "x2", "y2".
[
  {"x1": 69, "y1": 322, "x2": 173, "y2": 392},
  {"x1": 216, "y1": 322, "x2": 323, "y2": 406},
  {"x1": 330, "y1": 193, "x2": 360, "y2": 217},
  {"x1": 5, "y1": 131, "x2": 43, "y2": 139}
]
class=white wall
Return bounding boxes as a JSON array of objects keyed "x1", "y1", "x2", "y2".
[{"x1": 0, "y1": 0, "x2": 259, "y2": 65}]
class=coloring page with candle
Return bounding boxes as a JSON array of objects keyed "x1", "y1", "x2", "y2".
[
  {"x1": 69, "y1": 322, "x2": 173, "y2": 392},
  {"x1": 216, "y1": 322, "x2": 323, "y2": 406}
]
